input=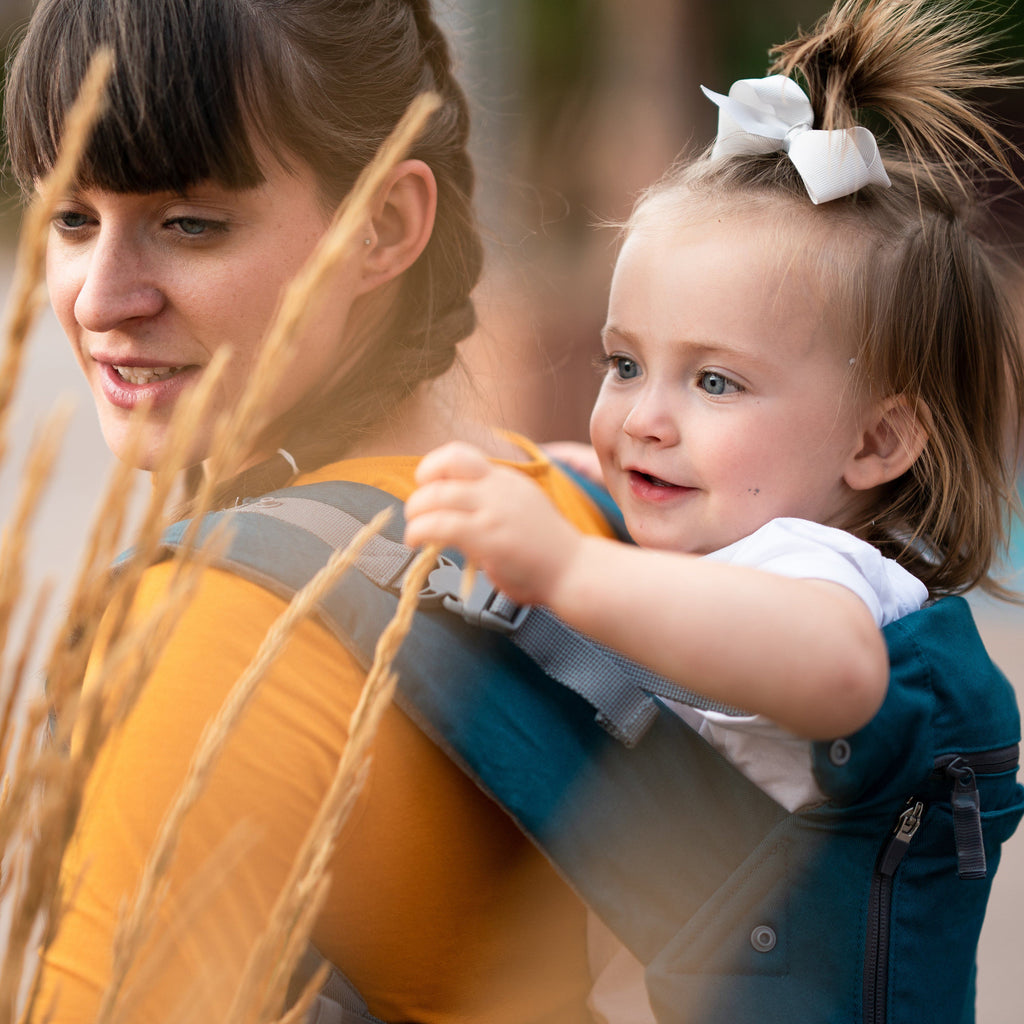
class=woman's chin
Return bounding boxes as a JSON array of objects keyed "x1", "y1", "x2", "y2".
[{"x1": 99, "y1": 418, "x2": 210, "y2": 475}]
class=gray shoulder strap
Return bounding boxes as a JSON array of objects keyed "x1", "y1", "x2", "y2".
[
  {"x1": 287, "y1": 947, "x2": 387, "y2": 1024},
  {"x1": 234, "y1": 490, "x2": 744, "y2": 747}
]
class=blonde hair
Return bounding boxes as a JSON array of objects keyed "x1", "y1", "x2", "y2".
[{"x1": 632, "y1": 0, "x2": 1024, "y2": 601}]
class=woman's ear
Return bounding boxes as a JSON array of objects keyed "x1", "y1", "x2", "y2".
[
  {"x1": 844, "y1": 394, "x2": 931, "y2": 491},
  {"x1": 357, "y1": 159, "x2": 437, "y2": 294}
]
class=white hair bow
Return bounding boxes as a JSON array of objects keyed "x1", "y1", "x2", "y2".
[{"x1": 701, "y1": 75, "x2": 891, "y2": 205}]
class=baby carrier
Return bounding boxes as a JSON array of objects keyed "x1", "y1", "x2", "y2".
[{"x1": 158, "y1": 477, "x2": 1024, "y2": 1024}]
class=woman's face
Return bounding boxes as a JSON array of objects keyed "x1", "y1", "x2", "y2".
[{"x1": 45, "y1": 158, "x2": 369, "y2": 470}]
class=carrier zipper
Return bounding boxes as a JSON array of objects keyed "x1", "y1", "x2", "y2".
[
  {"x1": 933, "y1": 744, "x2": 1019, "y2": 880},
  {"x1": 862, "y1": 743, "x2": 1019, "y2": 1023},
  {"x1": 864, "y1": 799, "x2": 925, "y2": 1024}
]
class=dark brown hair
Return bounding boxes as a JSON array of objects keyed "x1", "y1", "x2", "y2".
[
  {"x1": 629, "y1": 0, "x2": 1024, "y2": 601},
  {"x1": 5, "y1": 0, "x2": 484, "y2": 501}
]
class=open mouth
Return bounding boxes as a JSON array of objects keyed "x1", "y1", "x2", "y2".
[
  {"x1": 113, "y1": 365, "x2": 184, "y2": 385},
  {"x1": 635, "y1": 470, "x2": 675, "y2": 488}
]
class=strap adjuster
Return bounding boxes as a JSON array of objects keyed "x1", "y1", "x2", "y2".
[{"x1": 424, "y1": 562, "x2": 529, "y2": 635}]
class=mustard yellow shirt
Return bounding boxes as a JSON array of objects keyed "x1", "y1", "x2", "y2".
[{"x1": 39, "y1": 438, "x2": 614, "y2": 1024}]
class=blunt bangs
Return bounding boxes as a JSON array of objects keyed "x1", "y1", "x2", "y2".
[{"x1": 6, "y1": 0, "x2": 269, "y2": 194}]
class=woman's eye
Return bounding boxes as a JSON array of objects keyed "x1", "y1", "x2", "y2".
[
  {"x1": 168, "y1": 217, "x2": 213, "y2": 236},
  {"x1": 698, "y1": 370, "x2": 740, "y2": 396},
  {"x1": 53, "y1": 210, "x2": 90, "y2": 231}
]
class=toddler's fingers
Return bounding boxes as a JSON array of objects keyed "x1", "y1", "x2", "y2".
[
  {"x1": 404, "y1": 478, "x2": 480, "y2": 522},
  {"x1": 414, "y1": 441, "x2": 491, "y2": 485},
  {"x1": 403, "y1": 508, "x2": 471, "y2": 551}
]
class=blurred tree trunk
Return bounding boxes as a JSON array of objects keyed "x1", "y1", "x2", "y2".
[{"x1": 460, "y1": 0, "x2": 716, "y2": 443}]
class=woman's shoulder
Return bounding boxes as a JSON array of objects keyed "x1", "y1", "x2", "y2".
[
  {"x1": 296, "y1": 441, "x2": 619, "y2": 539},
  {"x1": 293, "y1": 453, "x2": 423, "y2": 501}
]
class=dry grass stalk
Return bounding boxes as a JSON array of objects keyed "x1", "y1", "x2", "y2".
[
  {"x1": 269, "y1": 962, "x2": 330, "y2": 1024},
  {"x1": 0, "y1": 50, "x2": 112, "y2": 460},
  {"x1": 42, "y1": 347, "x2": 230, "y2": 739},
  {"x1": 0, "y1": 403, "x2": 72, "y2": 677},
  {"x1": 1, "y1": 78, "x2": 443, "y2": 1024},
  {"x1": 92, "y1": 510, "x2": 392, "y2": 1024},
  {"x1": 0, "y1": 583, "x2": 51, "y2": 771},
  {"x1": 227, "y1": 544, "x2": 441, "y2": 1024},
  {"x1": 2, "y1": 539, "x2": 223, "y2": 1024},
  {"x1": 101, "y1": 821, "x2": 260, "y2": 1024},
  {"x1": 2, "y1": 361, "x2": 232, "y2": 1024},
  {"x1": 251, "y1": 875, "x2": 333, "y2": 1024},
  {"x1": 91, "y1": 348, "x2": 232, "y2": 654},
  {"x1": 184, "y1": 91, "x2": 442, "y2": 533}
]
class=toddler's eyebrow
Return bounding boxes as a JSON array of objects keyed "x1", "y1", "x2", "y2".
[{"x1": 601, "y1": 322, "x2": 760, "y2": 364}]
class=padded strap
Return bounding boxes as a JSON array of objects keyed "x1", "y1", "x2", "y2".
[
  {"x1": 230, "y1": 484, "x2": 743, "y2": 746},
  {"x1": 158, "y1": 480, "x2": 789, "y2": 966},
  {"x1": 288, "y1": 948, "x2": 389, "y2": 1024}
]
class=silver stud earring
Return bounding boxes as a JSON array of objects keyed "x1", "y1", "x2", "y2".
[{"x1": 363, "y1": 238, "x2": 372, "y2": 246}]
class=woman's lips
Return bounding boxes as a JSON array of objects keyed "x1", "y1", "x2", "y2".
[{"x1": 97, "y1": 360, "x2": 199, "y2": 411}]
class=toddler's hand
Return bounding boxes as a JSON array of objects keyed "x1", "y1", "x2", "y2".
[{"x1": 404, "y1": 441, "x2": 581, "y2": 607}]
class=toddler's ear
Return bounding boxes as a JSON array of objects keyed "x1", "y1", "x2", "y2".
[{"x1": 844, "y1": 395, "x2": 931, "y2": 491}]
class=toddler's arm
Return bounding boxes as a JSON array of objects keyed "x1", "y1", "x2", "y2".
[{"x1": 405, "y1": 442, "x2": 889, "y2": 740}]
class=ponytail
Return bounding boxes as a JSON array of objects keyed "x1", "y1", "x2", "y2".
[{"x1": 770, "y1": 0, "x2": 1017, "y2": 185}]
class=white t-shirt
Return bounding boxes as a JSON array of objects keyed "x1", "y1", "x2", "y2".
[
  {"x1": 587, "y1": 517, "x2": 928, "y2": 1024},
  {"x1": 670, "y1": 517, "x2": 927, "y2": 812}
]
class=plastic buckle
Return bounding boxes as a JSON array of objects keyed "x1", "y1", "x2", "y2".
[{"x1": 424, "y1": 561, "x2": 529, "y2": 635}]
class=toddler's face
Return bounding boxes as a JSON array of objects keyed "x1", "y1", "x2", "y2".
[{"x1": 590, "y1": 208, "x2": 872, "y2": 555}]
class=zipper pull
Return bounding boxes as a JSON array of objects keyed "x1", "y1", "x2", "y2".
[
  {"x1": 878, "y1": 799, "x2": 925, "y2": 876},
  {"x1": 944, "y1": 757, "x2": 987, "y2": 880}
]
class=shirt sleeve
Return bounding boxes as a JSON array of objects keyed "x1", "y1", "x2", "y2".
[
  {"x1": 704, "y1": 517, "x2": 928, "y2": 627},
  {"x1": 670, "y1": 519, "x2": 929, "y2": 813}
]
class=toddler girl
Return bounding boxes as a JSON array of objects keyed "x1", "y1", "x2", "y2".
[{"x1": 405, "y1": 0, "x2": 1024, "y2": 1019}]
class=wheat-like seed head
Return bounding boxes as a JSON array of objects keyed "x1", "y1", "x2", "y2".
[{"x1": 2, "y1": 74, "x2": 444, "y2": 1024}]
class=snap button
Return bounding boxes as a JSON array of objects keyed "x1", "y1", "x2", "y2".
[
  {"x1": 829, "y1": 738, "x2": 852, "y2": 766},
  {"x1": 750, "y1": 925, "x2": 777, "y2": 953}
]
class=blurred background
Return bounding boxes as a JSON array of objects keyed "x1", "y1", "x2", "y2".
[{"x1": 0, "y1": 0, "x2": 1022, "y2": 1020}]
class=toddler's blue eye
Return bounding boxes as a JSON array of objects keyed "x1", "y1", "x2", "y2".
[
  {"x1": 614, "y1": 357, "x2": 639, "y2": 380},
  {"x1": 698, "y1": 371, "x2": 738, "y2": 395}
]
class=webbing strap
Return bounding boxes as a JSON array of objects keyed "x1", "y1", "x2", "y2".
[
  {"x1": 234, "y1": 495, "x2": 416, "y2": 588},
  {"x1": 287, "y1": 948, "x2": 388, "y2": 1024},
  {"x1": 234, "y1": 489, "x2": 744, "y2": 746}
]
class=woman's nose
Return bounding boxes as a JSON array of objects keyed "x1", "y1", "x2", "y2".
[
  {"x1": 622, "y1": 391, "x2": 680, "y2": 445},
  {"x1": 73, "y1": 235, "x2": 165, "y2": 332}
]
